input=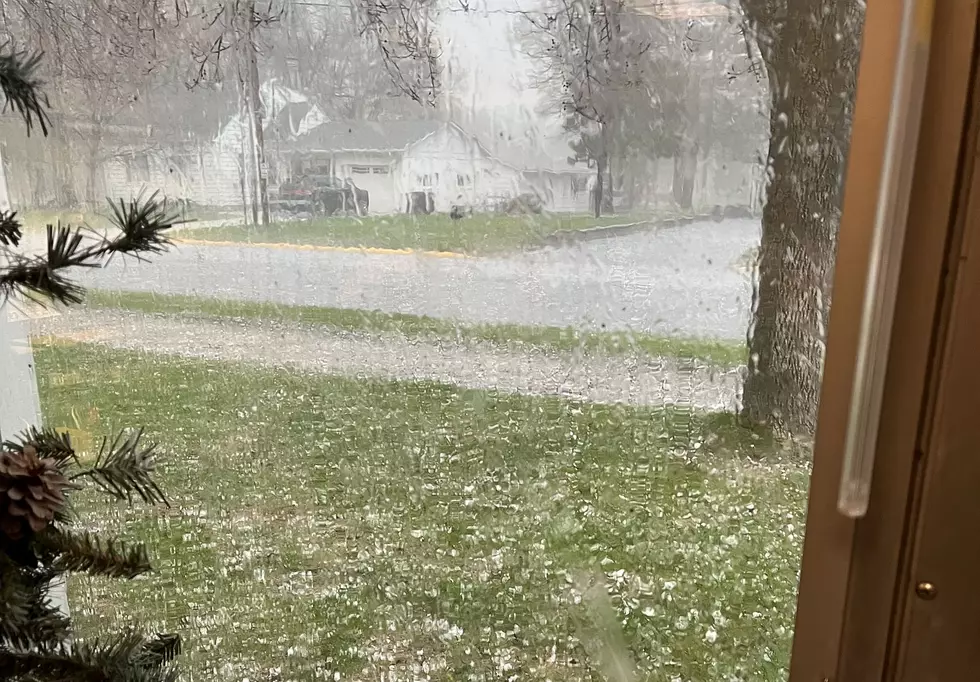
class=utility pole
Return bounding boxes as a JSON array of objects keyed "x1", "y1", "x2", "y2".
[{"x1": 237, "y1": 0, "x2": 270, "y2": 225}]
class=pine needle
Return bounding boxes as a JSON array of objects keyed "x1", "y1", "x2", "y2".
[
  {"x1": 0, "y1": 210, "x2": 22, "y2": 246},
  {"x1": 0, "y1": 46, "x2": 49, "y2": 136},
  {"x1": 70, "y1": 428, "x2": 168, "y2": 507},
  {"x1": 39, "y1": 528, "x2": 153, "y2": 580},
  {"x1": 5, "y1": 426, "x2": 79, "y2": 468},
  {"x1": 135, "y1": 633, "x2": 182, "y2": 669},
  {"x1": 0, "y1": 630, "x2": 181, "y2": 682},
  {"x1": 0, "y1": 193, "x2": 179, "y2": 307}
]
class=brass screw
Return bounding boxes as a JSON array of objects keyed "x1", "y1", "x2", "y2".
[{"x1": 915, "y1": 581, "x2": 938, "y2": 600}]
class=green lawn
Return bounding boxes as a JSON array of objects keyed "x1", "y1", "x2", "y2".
[
  {"x1": 175, "y1": 212, "x2": 659, "y2": 254},
  {"x1": 86, "y1": 289, "x2": 747, "y2": 368},
  {"x1": 17, "y1": 205, "x2": 237, "y2": 233},
  {"x1": 17, "y1": 209, "x2": 114, "y2": 232},
  {"x1": 36, "y1": 342, "x2": 807, "y2": 681}
]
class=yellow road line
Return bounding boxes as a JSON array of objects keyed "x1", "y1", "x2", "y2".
[{"x1": 174, "y1": 237, "x2": 472, "y2": 259}]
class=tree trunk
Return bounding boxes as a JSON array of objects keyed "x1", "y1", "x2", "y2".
[
  {"x1": 238, "y1": 143, "x2": 250, "y2": 226},
  {"x1": 606, "y1": 154, "x2": 615, "y2": 214},
  {"x1": 672, "y1": 147, "x2": 696, "y2": 210},
  {"x1": 85, "y1": 140, "x2": 101, "y2": 207},
  {"x1": 740, "y1": 1, "x2": 863, "y2": 434},
  {"x1": 593, "y1": 157, "x2": 605, "y2": 218}
]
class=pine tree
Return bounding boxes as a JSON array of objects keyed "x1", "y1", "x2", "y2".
[{"x1": 0, "y1": 48, "x2": 183, "y2": 681}]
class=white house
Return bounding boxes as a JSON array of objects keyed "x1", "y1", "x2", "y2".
[
  {"x1": 99, "y1": 80, "x2": 328, "y2": 211},
  {"x1": 278, "y1": 120, "x2": 530, "y2": 214},
  {"x1": 97, "y1": 82, "x2": 542, "y2": 216}
]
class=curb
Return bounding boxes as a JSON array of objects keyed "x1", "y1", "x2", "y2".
[
  {"x1": 538, "y1": 207, "x2": 759, "y2": 248},
  {"x1": 173, "y1": 238, "x2": 472, "y2": 260},
  {"x1": 175, "y1": 207, "x2": 760, "y2": 257}
]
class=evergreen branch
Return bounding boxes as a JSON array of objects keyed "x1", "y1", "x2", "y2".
[
  {"x1": 0, "y1": 609, "x2": 72, "y2": 654},
  {"x1": 52, "y1": 496, "x2": 77, "y2": 525},
  {"x1": 0, "y1": 224, "x2": 88, "y2": 305},
  {"x1": 0, "y1": 557, "x2": 32, "y2": 624},
  {"x1": 104, "y1": 191, "x2": 180, "y2": 261},
  {"x1": 70, "y1": 428, "x2": 168, "y2": 507},
  {"x1": 0, "y1": 47, "x2": 50, "y2": 136},
  {"x1": 135, "y1": 633, "x2": 181, "y2": 669},
  {"x1": 5, "y1": 426, "x2": 79, "y2": 468},
  {"x1": 0, "y1": 210, "x2": 22, "y2": 247},
  {"x1": 38, "y1": 528, "x2": 153, "y2": 580},
  {"x1": 0, "y1": 554, "x2": 72, "y2": 650},
  {"x1": 0, "y1": 193, "x2": 178, "y2": 306},
  {"x1": 0, "y1": 630, "x2": 180, "y2": 682}
]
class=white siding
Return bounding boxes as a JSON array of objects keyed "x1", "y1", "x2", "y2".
[
  {"x1": 196, "y1": 146, "x2": 248, "y2": 208},
  {"x1": 102, "y1": 144, "x2": 245, "y2": 209},
  {"x1": 399, "y1": 126, "x2": 525, "y2": 212},
  {"x1": 693, "y1": 157, "x2": 763, "y2": 213},
  {"x1": 103, "y1": 152, "x2": 193, "y2": 204}
]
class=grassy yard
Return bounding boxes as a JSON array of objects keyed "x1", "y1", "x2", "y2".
[
  {"x1": 36, "y1": 341, "x2": 807, "y2": 682},
  {"x1": 86, "y1": 289, "x2": 747, "y2": 368},
  {"x1": 175, "y1": 212, "x2": 658, "y2": 254},
  {"x1": 17, "y1": 205, "x2": 238, "y2": 233}
]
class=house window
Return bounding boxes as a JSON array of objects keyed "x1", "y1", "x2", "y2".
[
  {"x1": 571, "y1": 174, "x2": 590, "y2": 195},
  {"x1": 419, "y1": 174, "x2": 432, "y2": 187},
  {"x1": 456, "y1": 173, "x2": 472, "y2": 187},
  {"x1": 125, "y1": 153, "x2": 151, "y2": 184},
  {"x1": 350, "y1": 165, "x2": 389, "y2": 175}
]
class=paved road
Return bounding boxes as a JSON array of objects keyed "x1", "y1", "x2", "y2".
[{"x1": 78, "y1": 218, "x2": 760, "y2": 341}]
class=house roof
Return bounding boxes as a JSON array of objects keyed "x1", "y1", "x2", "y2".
[
  {"x1": 269, "y1": 101, "x2": 313, "y2": 140},
  {"x1": 216, "y1": 80, "x2": 315, "y2": 149},
  {"x1": 283, "y1": 120, "x2": 444, "y2": 153}
]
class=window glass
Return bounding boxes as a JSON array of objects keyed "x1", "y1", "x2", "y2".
[{"x1": 2, "y1": 0, "x2": 866, "y2": 679}]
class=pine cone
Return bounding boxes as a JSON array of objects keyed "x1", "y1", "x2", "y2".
[{"x1": 0, "y1": 445, "x2": 68, "y2": 540}]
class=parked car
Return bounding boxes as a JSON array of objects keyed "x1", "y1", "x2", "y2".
[{"x1": 274, "y1": 174, "x2": 369, "y2": 216}]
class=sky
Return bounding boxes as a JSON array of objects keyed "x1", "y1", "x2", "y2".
[
  {"x1": 438, "y1": 0, "x2": 560, "y2": 131},
  {"x1": 438, "y1": 0, "x2": 572, "y2": 162}
]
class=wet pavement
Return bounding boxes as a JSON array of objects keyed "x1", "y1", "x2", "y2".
[{"x1": 77, "y1": 218, "x2": 760, "y2": 341}]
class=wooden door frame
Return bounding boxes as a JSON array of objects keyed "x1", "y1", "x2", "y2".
[
  {"x1": 790, "y1": 0, "x2": 980, "y2": 680},
  {"x1": 889, "y1": 68, "x2": 980, "y2": 675}
]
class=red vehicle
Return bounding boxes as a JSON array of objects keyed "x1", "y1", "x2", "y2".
[{"x1": 274, "y1": 174, "x2": 369, "y2": 216}]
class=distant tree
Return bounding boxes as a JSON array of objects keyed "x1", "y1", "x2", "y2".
[
  {"x1": 521, "y1": 0, "x2": 662, "y2": 217},
  {"x1": 357, "y1": 0, "x2": 443, "y2": 109},
  {"x1": 657, "y1": 14, "x2": 768, "y2": 209},
  {"x1": 263, "y1": 2, "x2": 426, "y2": 120},
  {"x1": 0, "y1": 1, "x2": 199, "y2": 207}
]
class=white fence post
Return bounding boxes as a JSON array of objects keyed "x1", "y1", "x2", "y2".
[{"x1": 0, "y1": 148, "x2": 71, "y2": 623}]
